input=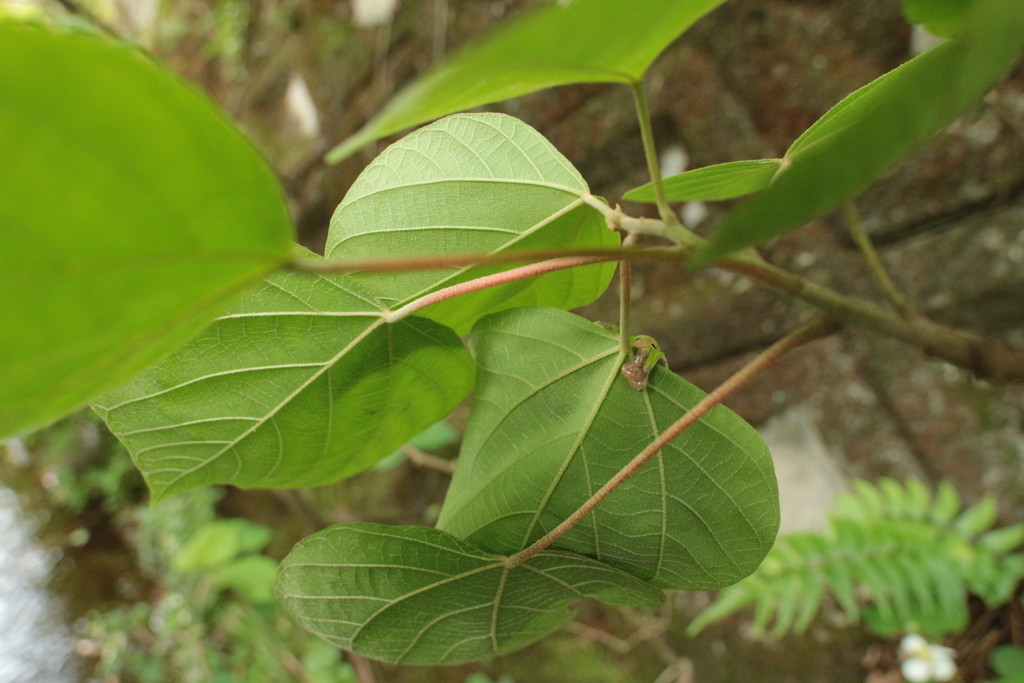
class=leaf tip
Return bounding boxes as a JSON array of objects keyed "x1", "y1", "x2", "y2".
[
  {"x1": 325, "y1": 134, "x2": 368, "y2": 165},
  {"x1": 621, "y1": 184, "x2": 653, "y2": 203}
]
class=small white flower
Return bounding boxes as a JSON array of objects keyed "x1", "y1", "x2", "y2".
[
  {"x1": 899, "y1": 634, "x2": 957, "y2": 682},
  {"x1": 351, "y1": 0, "x2": 398, "y2": 28}
]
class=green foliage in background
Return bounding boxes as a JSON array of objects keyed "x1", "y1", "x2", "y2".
[
  {"x1": 991, "y1": 645, "x2": 1024, "y2": 683},
  {"x1": 688, "y1": 479, "x2": 1024, "y2": 639},
  {"x1": 77, "y1": 488, "x2": 358, "y2": 683}
]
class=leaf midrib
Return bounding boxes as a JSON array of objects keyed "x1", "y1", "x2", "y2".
[
  {"x1": 390, "y1": 196, "x2": 588, "y2": 309},
  {"x1": 441, "y1": 344, "x2": 619, "y2": 527},
  {"x1": 519, "y1": 346, "x2": 627, "y2": 554},
  {"x1": 336, "y1": 177, "x2": 585, "y2": 217}
]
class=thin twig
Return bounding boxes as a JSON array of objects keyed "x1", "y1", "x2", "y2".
[
  {"x1": 653, "y1": 659, "x2": 694, "y2": 683},
  {"x1": 565, "y1": 618, "x2": 667, "y2": 654},
  {"x1": 843, "y1": 202, "x2": 917, "y2": 318},
  {"x1": 348, "y1": 652, "x2": 376, "y2": 683},
  {"x1": 401, "y1": 444, "x2": 455, "y2": 474},
  {"x1": 619, "y1": 234, "x2": 638, "y2": 355},
  {"x1": 432, "y1": 0, "x2": 448, "y2": 63},
  {"x1": 508, "y1": 315, "x2": 839, "y2": 566},
  {"x1": 53, "y1": 0, "x2": 123, "y2": 40},
  {"x1": 630, "y1": 80, "x2": 676, "y2": 224}
]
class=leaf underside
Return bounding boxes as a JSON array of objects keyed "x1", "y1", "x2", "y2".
[
  {"x1": 328, "y1": 113, "x2": 618, "y2": 334},
  {"x1": 0, "y1": 25, "x2": 293, "y2": 438},
  {"x1": 438, "y1": 307, "x2": 780, "y2": 590},
  {"x1": 94, "y1": 267, "x2": 474, "y2": 502},
  {"x1": 275, "y1": 523, "x2": 664, "y2": 666},
  {"x1": 327, "y1": 0, "x2": 730, "y2": 162}
]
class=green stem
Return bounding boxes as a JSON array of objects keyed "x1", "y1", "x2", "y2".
[
  {"x1": 508, "y1": 316, "x2": 839, "y2": 566},
  {"x1": 630, "y1": 80, "x2": 676, "y2": 224},
  {"x1": 581, "y1": 194, "x2": 695, "y2": 245},
  {"x1": 619, "y1": 258, "x2": 633, "y2": 355},
  {"x1": 843, "y1": 202, "x2": 917, "y2": 319},
  {"x1": 619, "y1": 234, "x2": 638, "y2": 355}
]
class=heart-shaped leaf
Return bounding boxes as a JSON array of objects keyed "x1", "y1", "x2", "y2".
[
  {"x1": 328, "y1": 114, "x2": 618, "y2": 334},
  {"x1": 0, "y1": 25, "x2": 294, "y2": 438},
  {"x1": 327, "y1": 0, "x2": 730, "y2": 162},
  {"x1": 94, "y1": 267, "x2": 474, "y2": 502},
  {"x1": 694, "y1": 0, "x2": 1024, "y2": 266},
  {"x1": 624, "y1": 159, "x2": 783, "y2": 203},
  {"x1": 437, "y1": 307, "x2": 779, "y2": 590},
  {"x1": 275, "y1": 523, "x2": 664, "y2": 665}
]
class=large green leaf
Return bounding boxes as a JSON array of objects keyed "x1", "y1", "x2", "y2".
[
  {"x1": 623, "y1": 159, "x2": 783, "y2": 203},
  {"x1": 327, "y1": 114, "x2": 618, "y2": 334},
  {"x1": 326, "y1": 0, "x2": 728, "y2": 162},
  {"x1": 275, "y1": 523, "x2": 664, "y2": 665},
  {"x1": 903, "y1": 0, "x2": 975, "y2": 37},
  {"x1": 437, "y1": 307, "x2": 779, "y2": 590},
  {"x1": 93, "y1": 268, "x2": 474, "y2": 502},
  {"x1": 694, "y1": 0, "x2": 1024, "y2": 266},
  {"x1": 0, "y1": 24, "x2": 293, "y2": 438}
]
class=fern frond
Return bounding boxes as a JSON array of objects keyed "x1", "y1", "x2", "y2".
[{"x1": 687, "y1": 479, "x2": 1024, "y2": 639}]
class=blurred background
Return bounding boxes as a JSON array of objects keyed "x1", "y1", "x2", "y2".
[{"x1": 1, "y1": 0, "x2": 1023, "y2": 681}]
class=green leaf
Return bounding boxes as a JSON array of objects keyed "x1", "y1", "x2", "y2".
[
  {"x1": 437, "y1": 307, "x2": 779, "y2": 590},
  {"x1": 410, "y1": 421, "x2": 460, "y2": 451},
  {"x1": 208, "y1": 554, "x2": 279, "y2": 604},
  {"x1": 903, "y1": 0, "x2": 975, "y2": 37},
  {"x1": 173, "y1": 519, "x2": 272, "y2": 571},
  {"x1": 822, "y1": 559, "x2": 860, "y2": 621},
  {"x1": 770, "y1": 574, "x2": 804, "y2": 636},
  {"x1": 94, "y1": 268, "x2": 474, "y2": 502},
  {"x1": 955, "y1": 495, "x2": 998, "y2": 536},
  {"x1": 978, "y1": 525, "x2": 1024, "y2": 553},
  {"x1": 879, "y1": 478, "x2": 908, "y2": 518},
  {"x1": 685, "y1": 583, "x2": 758, "y2": 635},
  {"x1": 275, "y1": 523, "x2": 664, "y2": 665},
  {"x1": 992, "y1": 645, "x2": 1024, "y2": 677},
  {"x1": 792, "y1": 569, "x2": 824, "y2": 634},
  {"x1": 905, "y1": 478, "x2": 932, "y2": 520},
  {"x1": 623, "y1": 159, "x2": 782, "y2": 203},
  {"x1": 0, "y1": 25, "x2": 293, "y2": 438},
  {"x1": 852, "y1": 480, "x2": 886, "y2": 519},
  {"x1": 694, "y1": 0, "x2": 1024, "y2": 266},
  {"x1": 327, "y1": 114, "x2": 618, "y2": 334},
  {"x1": 932, "y1": 481, "x2": 962, "y2": 524},
  {"x1": 326, "y1": 0, "x2": 729, "y2": 162},
  {"x1": 377, "y1": 420, "x2": 461, "y2": 471}
]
